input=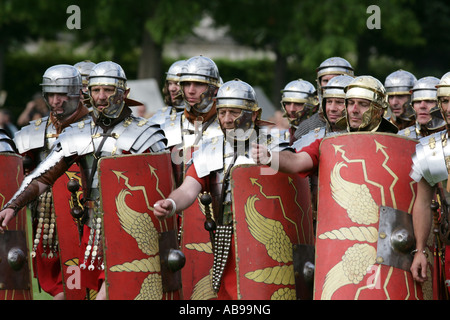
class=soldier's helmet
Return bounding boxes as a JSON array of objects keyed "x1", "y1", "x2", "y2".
[
  {"x1": 179, "y1": 56, "x2": 221, "y2": 114},
  {"x1": 166, "y1": 60, "x2": 186, "y2": 82},
  {"x1": 163, "y1": 60, "x2": 186, "y2": 108},
  {"x1": 344, "y1": 75, "x2": 387, "y2": 131},
  {"x1": 88, "y1": 61, "x2": 127, "y2": 120},
  {"x1": 215, "y1": 79, "x2": 259, "y2": 141},
  {"x1": 384, "y1": 70, "x2": 416, "y2": 96},
  {"x1": 316, "y1": 57, "x2": 354, "y2": 94},
  {"x1": 321, "y1": 74, "x2": 354, "y2": 125},
  {"x1": 40, "y1": 64, "x2": 82, "y2": 120},
  {"x1": 280, "y1": 79, "x2": 319, "y2": 127},
  {"x1": 410, "y1": 76, "x2": 445, "y2": 130},
  {"x1": 74, "y1": 60, "x2": 96, "y2": 90},
  {"x1": 411, "y1": 76, "x2": 440, "y2": 103},
  {"x1": 436, "y1": 72, "x2": 450, "y2": 125},
  {"x1": 384, "y1": 70, "x2": 416, "y2": 121}
]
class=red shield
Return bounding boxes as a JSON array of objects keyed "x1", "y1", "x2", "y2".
[
  {"x1": 52, "y1": 163, "x2": 92, "y2": 299},
  {"x1": 176, "y1": 145, "x2": 218, "y2": 300},
  {"x1": 315, "y1": 133, "x2": 424, "y2": 300},
  {"x1": 180, "y1": 193, "x2": 216, "y2": 300},
  {"x1": 0, "y1": 153, "x2": 32, "y2": 300},
  {"x1": 99, "y1": 152, "x2": 181, "y2": 300},
  {"x1": 231, "y1": 164, "x2": 314, "y2": 300}
]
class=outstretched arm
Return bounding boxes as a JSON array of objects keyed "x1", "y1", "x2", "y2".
[
  {"x1": 153, "y1": 176, "x2": 203, "y2": 220},
  {"x1": 251, "y1": 142, "x2": 314, "y2": 174}
]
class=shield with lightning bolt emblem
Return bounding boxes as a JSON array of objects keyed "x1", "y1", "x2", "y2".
[
  {"x1": 0, "y1": 153, "x2": 32, "y2": 300},
  {"x1": 314, "y1": 132, "x2": 429, "y2": 300},
  {"x1": 230, "y1": 164, "x2": 315, "y2": 300},
  {"x1": 52, "y1": 163, "x2": 93, "y2": 299},
  {"x1": 98, "y1": 152, "x2": 182, "y2": 300}
]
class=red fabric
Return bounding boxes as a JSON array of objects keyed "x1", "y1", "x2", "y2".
[
  {"x1": 185, "y1": 163, "x2": 208, "y2": 191},
  {"x1": 296, "y1": 138, "x2": 322, "y2": 178},
  {"x1": 79, "y1": 224, "x2": 104, "y2": 291},
  {"x1": 34, "y1": 242, "x2": 63, "y2": 296}
]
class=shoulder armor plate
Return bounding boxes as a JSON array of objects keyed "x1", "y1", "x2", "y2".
[
  {"x1": 410, "y1": 130, "x2": 449, "y2": 186},
  {"x1": 14, "y1": 117, "x2": 49, "y2": 154}
]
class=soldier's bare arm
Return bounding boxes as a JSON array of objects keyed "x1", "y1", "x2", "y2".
[
  {"x1": 154, "y1": 176, "x2": 202, "y2": 220},
  {"x1": 251, "y1": 143, "x2": 314, "y2": 174},
  {"x1": 410, "y1": 178, "x2": 435, "y2": 282}
]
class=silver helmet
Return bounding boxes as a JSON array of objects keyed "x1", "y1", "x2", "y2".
[
  {"x1": 40, "y1": 64, "x2": 82, "y2": 120},
  {"x1": 166, "y1": 60, "x2": 186, "y2": 82},
  {"x1": 316, "y1": 57, "x2": 354, "y2": 96},
  {"x1": 74, "y1": 60, "x2": 96, "y2": 91},
  {"x1": 88, "y1": 61, "x2": 127, "y2": 119},
  {"x1": 321, "y1": 74, "x2": 354, "y2": 125},
  {"x1": 384, "y1": 70, "x2": 417, "y2": 95},
  {"x1": 163, "y1": 60, "x2": 186, "y2": 108},
  {"x1": 280, "y1": 79, "x2": 319, "y2": 127},
  {"x1": 216, "y1": 79, "x2": 258, "y2": 141},
  {"x1": 384, "y1": 70, "x2": 416, "y2": 122},
  {"x1": 437, "y1": 72, "x2": 450, "y2": 125},
  {"x1": 412, "y1": 75, "x2": 445, "y2": 132},
  {"x1": 411, "y1": 76, "x2": 439, "y2": 102},
  {"x1": 179, "y1": 56, "x2": 220, "y2": 114},
  {"x1": 410, "y1": 76, "x2": 444, "y2": 130}
]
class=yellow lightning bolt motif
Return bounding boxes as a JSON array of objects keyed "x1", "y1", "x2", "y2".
[
  {"x1": 375, "y1": 140, "x2": 399, "y2": 209},
  {"x1": 250, "y1": 177, "x2": 300, "y2": 243}
]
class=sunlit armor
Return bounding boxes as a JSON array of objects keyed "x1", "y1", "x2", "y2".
[{"x1": 5, "y1": 62, "x2": 167, "y2": 273}]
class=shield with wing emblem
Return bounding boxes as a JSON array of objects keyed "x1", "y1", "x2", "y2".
[
  {"x1": 314, "y1": 132, "x2": 429, "y2": 300},
  {"x1": 98, "y1": 152, "x2": 182, "y2": 300},
  {"x1": 230, "y1": 164, "x2": 315, "y2": 300},
  {"x1": 0, "y1": 153, "x2": 32, "y2": 300}
]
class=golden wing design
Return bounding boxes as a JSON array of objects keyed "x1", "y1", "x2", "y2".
[
  {"x1": 115, "y1": 189, "x2": 159, "y2": 256},
  {"x1": 330, "y1": 162, "x2": 379, "y2": 225},
  {"x1": 321, "y1": 243, "x2": 376, "y2": 300},
  {"x1": 134, "y1": 273, "x2": 163, "y2": 300},
  {"x1": 190, "y1": 269, "x2": 217, "y2": 300},
  {"x1": 245, "y1": 195, "x2": 292, "y2": 263}
]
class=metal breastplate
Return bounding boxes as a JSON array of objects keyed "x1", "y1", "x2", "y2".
[
  {"x1": 149, "y1": 106, "x2": 177, "y2": 125},
  {"x1": 410, "y1": 130, "x2": 450, "y2": 186},
  {"x1": 168, "y1": 114, "x2": 223, "y2": 186}
]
